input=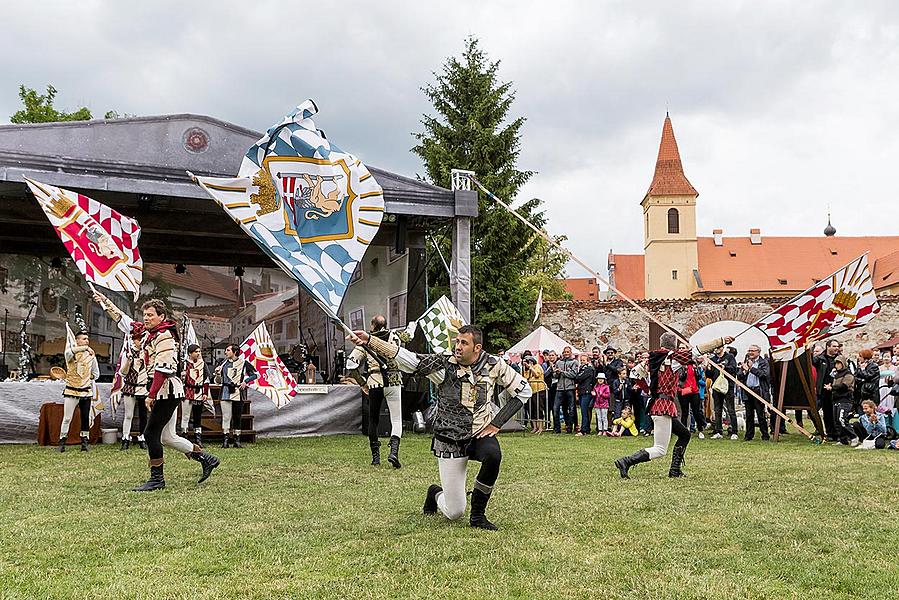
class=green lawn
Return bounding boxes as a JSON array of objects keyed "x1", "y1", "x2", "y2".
[{"x1": 0, "y1": 432, "x2": 897, "y2": 599}]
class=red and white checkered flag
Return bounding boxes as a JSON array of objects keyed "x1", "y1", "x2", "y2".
[
  {"x1": 240, "y1": 322, "x2": 299, "y2": 409},
  {"x1": 754, "y1": 254, "x2": 880, "y2": 361},
  {"x1": 25, "y1": 178, "x2": 142, "y2": 300}
]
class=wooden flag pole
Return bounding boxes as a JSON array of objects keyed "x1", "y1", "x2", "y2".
[{"x1": 467, "y1": 174, "x2": 820, "y2": 443}]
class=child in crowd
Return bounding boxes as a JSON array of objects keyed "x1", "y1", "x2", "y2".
[
  {"x1": 853, "y1": 399, "x2": 888, "y2": 449},
  {"x1": 593, "y1": 373, "x2": 610, "y2": 435},
  {"x1": 610, "y1": 367, "x2": 628, "y2": 422},
  {"x1": 610, "y1": 405, "x2": 639, "y2": 437}
]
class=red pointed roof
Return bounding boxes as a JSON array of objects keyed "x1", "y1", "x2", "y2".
[{"x1": 645, "y1": 115, "x2": 698, "y2": 198}]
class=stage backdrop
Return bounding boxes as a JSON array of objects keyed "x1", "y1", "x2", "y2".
[{"x1": 0, "y1": 382, "x2": 362, "y2": 444}]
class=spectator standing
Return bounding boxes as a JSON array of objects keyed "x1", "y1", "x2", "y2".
[
  {"x1": 553, "y1": 347, "x2": 579, "y2": 434},
  {"x1": 610, "y1": 367, "x2": 629, "y2": 423},
  {"x1": 737, "y1": 345, "x2": 771, "y2": 441},
  {"x1": 523, "y1": 355, "x2": 547, "y2": 434},
  {"x1": 676, "y1": 342, "x2": 706, "y2": 438},
  {"x1": 706, "y1": 344, "x2": 739, "y2": 439},
  {"x1": 543, "y1": 350, "x2": 558, "y2": 432},
  {"x1": 812, "y1": 340, "x2": 841, "y2": 442},
  {"x1": 828, "y1": 355, "x2": 858, "y2": 446},
  {"x1": 575, "y1": 355, "x2": 596, "y2": 436},
  {"x1": 593, "y1": 373, "x2": 611, "y2": 435}
]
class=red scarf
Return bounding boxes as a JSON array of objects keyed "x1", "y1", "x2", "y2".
[{"x1": 145, "y1": 320, "x2": 178, "y2": 341}]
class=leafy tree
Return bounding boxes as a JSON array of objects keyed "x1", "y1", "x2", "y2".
[
  {"x1": 10, "y1": 85, "x2": 93, "y2": 123},
  {"x1": 522, "y1": 234, "x2": 572, "y2": 302},
  {"x1": 413, "y1": 37, "x2": 563, "y2": 348}
]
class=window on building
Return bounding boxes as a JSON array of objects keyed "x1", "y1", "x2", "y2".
[
  {"x1": 388, "y1": 247, "x2": 407, "y2": 264},
  {"x1": 671, "y1": 270, "x2": 678, "y2": 280},
  {"x1": 349, "y1": 308, "x2": 365, "y2": 331},
  {"x1": 667, "y1": 208, "x2": 679, "y2": 234},
  {"x1": 91, "y1": 307, "x2": 101, "y2": 330},
  {"x1": 644, "y1": 213, "x2": 649, "y2": 239},
  {"x1": 349, "y1": 263, "x2": 363, "y2": 285},
  {"x1": 59, "y1": 296, "x2": 69, "y2": 317},
  {"x1": 273, "y1": 320, "x2": 283, "y2": 336},
  {"x1": 286, "y1": 319, "x2": 297, "y2": 338},
  {"x1": 388, "y1": 293, "x2": 407, "y2": 329}
]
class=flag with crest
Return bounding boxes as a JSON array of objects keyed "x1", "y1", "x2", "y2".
[
  {"x1": 240, "y1": 322, "x2": 299, "y2": 409},
  {"x1": 417, "y1": 295, "x2": 466, "y2": 355},
  {"x1": 754, "y1": 254, "x2": 880, "y2": 361},
  {"x1": 25, "y1": 178, "x2": 142, "y2": 300},
  {"x1": 192, "y1": 100, "x2": 384, "y2": 318}
]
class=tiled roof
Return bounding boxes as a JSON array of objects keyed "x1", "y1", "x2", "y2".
[
  {"x1": 261, "y1": 298, "x2": 299, "y2": 323},
  {"x1": 562, "y1": 278, "x2": 599, "y2": 301},
  {"x1": 645, "y1": 115, "x2": 698, "y2": 198},
  {"x1": 144, "y1": 264, "x2": 260, "y2": 303},
  {"x1": 608, "y1": 254, "x2": 645, "y2": 300},
  {"x1": 873, "y1": 250, "x2": 899, "y2": 290},
  {"x1": 697, "y1": 236, "x2": 899, "y2": 293}
]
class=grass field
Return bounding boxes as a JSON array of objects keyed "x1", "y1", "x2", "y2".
[{"x1": 1, "y1": 432, "x2": 897, "y2": 599}]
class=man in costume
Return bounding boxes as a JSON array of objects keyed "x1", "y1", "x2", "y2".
[
  {"x1": 214, "y1": 343, "x2": 257, "y2": 449},
  {"x1": 614, "y1": 333, "x2": 732, "y2": 479},
  {"x1": 58, "y1": 331, "x2": 99, "y2": 452},
  {"x1": 348, "y1": 324, "x2": 531, "y2": 530},
  {"x1": 346, "y1": 314, "x2": 408, "y2": 468},
  {"x1": 118, "y1": 321, "x2": 148, "y2": 450},
  {"x1": 133, "y1": 300, "x2": 220, "y2": 492},
  {"x1": 181, "y1": 344, "x2": 211, "y2": 448}
]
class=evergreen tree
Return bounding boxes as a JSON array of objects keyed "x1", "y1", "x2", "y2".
[{"x1": 413, "y1": 37, "x2": 559, "y2": 348}]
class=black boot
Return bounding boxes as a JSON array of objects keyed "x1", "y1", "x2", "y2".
[
  {"x1": 120, "y1": 437, "x2": 130, "y2": 451},
  {"x1": 668, "y1": 445, "x2": 688, "y2": 478},
  {"x1": 138, "y1": 438, "x2": 146, "y2": 450},
  {"x1": 188, "y1": 450, "x2": 220, "y2": 483},
  {"x1": 423, "y1": 484, "x2": 442, "y2": 515},
  {"x1": 614, "y1": 449, "x2": 650, "y2": 479},
  {"x1": 222, "y1": 434, "x2": 230, "y2": 449},
  {"x1": 370, "y1": 440, "x2": 381, "y2": 466},
  {"x1": 194, "y1": 430, "x2": 203, "y2": 448},
  {"x1": 133, "y1": 464, "x2": 166, "y2": 492},
  {"x1": 57, "y1": 438, "x2": 66, "y2": 453},
  {"x1": 232, "y1": 434, "x2": 242, "y2": 449},
  {"x1": 469, "y1": 488, "x2": 498, "y2": 530},
  {"x1": 387, "y1": 435, "x2": 401, "y2": 469},
  {"x1": 80, "y1": 435, "x2": 89, "y2": 452}
]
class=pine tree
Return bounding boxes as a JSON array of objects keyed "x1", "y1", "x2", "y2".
[{"x1": 413, "y1": 37, "x2": 556, "y2": 348}]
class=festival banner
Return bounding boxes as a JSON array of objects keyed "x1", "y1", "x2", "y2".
[
  {"x1": 192, "y1": 100, "x2": 384, "y2": 319},
  {"x1": 754, "y1": 254, "x2": 880, "y2": 361},
  {"x1": 25, "y1": 178, "x2": 143, "y2": 300},
  {"x1": 417, "y1": 295, "x2": 466, "y2": 355},
  {"x1": 240, "y1": 322, "x2": 299, "y2": 409}
]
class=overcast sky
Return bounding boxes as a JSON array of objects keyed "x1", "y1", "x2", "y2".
[{"x1": 3, "y1": 1, "x2": 898, "y2": 279}]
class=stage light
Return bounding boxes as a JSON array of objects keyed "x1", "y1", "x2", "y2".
[{"x1": 175, "y1": 264, "x2": 186, "y2": 274}]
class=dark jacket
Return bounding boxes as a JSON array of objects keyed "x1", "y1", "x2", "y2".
[
  {"x1": 706, "y1": 352, "x2": 738, "y2": 395},
  {"x1": 737, "y1": 356, "x2": 772, "y2": 400},
  {"x1": 575, "y1": 363, "x2": 595, "y2": 396},
  {"x1": 604, "y1": 358, "x2": 625, "y2": 385},
  {"x1": 854, "y1": 360, "x2": 881, "y2": 400},
  {"x1": 812, "y1": 352, "x2": 837, "y2": 394},
  {"x1": 830, "y1": 367, "x2": 855, "y2": 404},
  {"x1": 610, "y1": 376, "x2": 628, "y2": 404}
]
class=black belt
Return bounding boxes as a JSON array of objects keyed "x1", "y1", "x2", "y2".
[{"x1": 64, "y1": 384, "x2": 92, "y2": 392}]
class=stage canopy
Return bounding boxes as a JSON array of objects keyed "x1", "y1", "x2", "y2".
[{"x1": 508, "y1": 326, "x2": 583, "y2": 355}]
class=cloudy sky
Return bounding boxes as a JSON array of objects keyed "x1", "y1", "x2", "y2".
[{"x1": 3, "y1": 1, "x2": 898, "y2": 279}]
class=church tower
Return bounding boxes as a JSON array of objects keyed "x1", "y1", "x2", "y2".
[{"x1": 641, "y1": 114, "x2": 699, "y2": 299}]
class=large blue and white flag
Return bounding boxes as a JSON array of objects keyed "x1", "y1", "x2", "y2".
[{"x1": 192, "y1": 100, "x2": 384, "y2": 317}]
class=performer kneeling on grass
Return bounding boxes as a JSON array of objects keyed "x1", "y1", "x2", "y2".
[
  {"x1": 181, "y1": 344, "x2": 211, "y2": 448},
  {"x1": 58, "y1": 331, "x2": 99, "y2": 453},
  {"x1": 347, "y1": 314, "x2": 409, "y2": 468},
  {"x1": 614, "y1": 332, "x2": 733, "y2": 479},
  {"x1": 133, "y1": 300, "x2": 220, "y2": 492},
  {"x1": 214, "y1": 344, "x2": 257, "y2": 449},
  {"x1": 348, "y1": 324, "x2": 531, "y2": 530}
]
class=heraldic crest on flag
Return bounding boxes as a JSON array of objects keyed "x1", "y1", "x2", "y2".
[
  {"x1": 192, "y1": 100, "x2": 384, "y2": 317},
  {"x1": 240, "y1": 322, "x2": 299, "y2": 409},
  {"x1": 417, "y1": 295, "x2": 466, "y2": 355},
  {"x1": 754, "y1": 254, "x2": 881, "y2": 361},
  {"x1": 25, "y1": 178, "x2": 143, "y2": 300}
]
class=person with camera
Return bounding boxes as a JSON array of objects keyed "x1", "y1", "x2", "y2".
[
  {"x1": 706, "y1": 344, "x2": 739, "y2": 440},
  {"x1": 737, "y1": 345, "x2": 771, "y2": 442}
]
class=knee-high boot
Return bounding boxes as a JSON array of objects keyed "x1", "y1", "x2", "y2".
[
  {"x1": 387, "y1": 435, "x2": 401, "y2": 469},
  {"x1": 668, "y1": 445, "x2": 688, "y2": 478},
  {"x1": 369, "y1": 440, "x2": 381, "y2": 466},
  {"x1": 614, "y1": 449, "x2": 650, "y2": 479}
]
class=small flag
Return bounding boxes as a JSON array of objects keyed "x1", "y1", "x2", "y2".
[
  {"x1": 417, "y1": 295, "x2": 466, "y2": 355},
  {"x1": 240, "y1": 322, "x2": 299, "y2": 409},
  {"x1": 754, "y1": 254, "x2": 881, "y2": 361},
  {"x1": 192, "y1": 100, "x2": 383, "y2": 319},
  {"x1": 534, "y1": 288, "x2": 543, "y2": 324},
  {"x1": 25, "y1": 178, "x2": 143, "y2": 300}
]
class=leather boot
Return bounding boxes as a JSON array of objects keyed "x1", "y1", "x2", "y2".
[
  {"x1": 232, "y1": 433, "x2": 242, "y2": 449},
  {"x1": 614, "y1": 449, "x2": 650, "y2": 479},
  {"x1": 668, "y1": 445, "x2": 688, "y2": 478},
  {"x1": 222, "y1": 434, "x2": 230, "y2": 449},
  {"x1": 133, "y1": 464, "x2": 165, "y2": 492},
  {"x1": 194, "y1": 429, "x2": 203, "y2": 448},
  {"x1": 370, "y1": 440, "x2": 381, "y2": 466},
  {"x1": 137, "y1": 437, "x2": 146, "y2": 450},
  {"x1": 120, "y1": 437, "x2": 130, "y2": 451},
  {"x1": 387, "y1": 435, "x2": 401, "y2": 469},
  {"x1": 58, "y1": 438, "x2": 66, "y2": 453},
  {"x1": 469, "y1": 488, "x2": 498, "y2": 530},
  {"x1": 80, "y1": 435, "x2": 89, "y2": 452},
  {"x1": 422, "y1": 484, "x2": 442, "y2": 515},
  {"x1": 187, "y1": 448, "x2": 220, "y2": 483}
]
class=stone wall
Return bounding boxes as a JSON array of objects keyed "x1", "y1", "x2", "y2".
[{"x1": 541, "y1": 296, "x2": 899, "y2": 357}]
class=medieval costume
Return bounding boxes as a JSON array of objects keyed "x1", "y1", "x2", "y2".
[
  {"x1": 364, "y1": 334, "x2": 531, "y2": 530},
  {"x1": 133, "y1": 320, "x2": 219, "y2": 492},
  {"x1": 615, "y1": 337, "x2": 726, "y2": 479},
  {"x1": 348, "y1": 328, "x2": 409, "y2": 467},
  {"x1": 181, "y1": 348, "x2": 211, "y2": 447},
  {"x1": 215, "y1": 356, "x2": 257, "y2": 448},
  {"x1": 58, "y1": 343, "x2": 99, "y2": 452},
  {"x1": 118, "y1": 322, "x2": 149, "y2": 450}
]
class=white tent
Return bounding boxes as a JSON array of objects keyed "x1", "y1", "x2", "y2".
[{"x1": 507, "y1": 326, "x2": 583, "y2": 355}]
